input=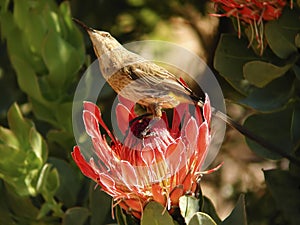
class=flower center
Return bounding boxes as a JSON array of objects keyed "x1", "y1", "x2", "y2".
[{"x1": 130, "y1": 117, "x2": 152, "y2": 138}]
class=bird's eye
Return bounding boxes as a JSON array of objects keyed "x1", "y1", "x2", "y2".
[{"x1": 101, "y1": 32, "x2": 110, "y2": 37}]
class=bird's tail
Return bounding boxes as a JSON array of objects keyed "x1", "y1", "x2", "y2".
[
  {"x1": 197, "y1": 101, "x2": 300, "y2": 165},
  {"x1": 177, "y1": 78, "x2": 299, "y2": 164}
]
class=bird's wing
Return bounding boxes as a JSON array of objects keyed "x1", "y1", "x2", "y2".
[{"x1": 126, "y1": 62, "x2": 192, "y2": 95}]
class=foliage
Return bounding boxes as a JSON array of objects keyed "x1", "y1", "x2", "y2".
[{"x1": 0, "y1": 0, "x2": 299, "y2": 225}]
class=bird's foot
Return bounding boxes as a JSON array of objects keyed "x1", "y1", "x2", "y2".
[{"x1": 140, "y1": 117, "x2": 160, "y2": 138}]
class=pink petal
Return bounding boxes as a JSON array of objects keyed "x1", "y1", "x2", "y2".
[
  {"x1": 92, "y1": 137, "x2": 113, "y2": 167},
  {"x1": 165, "y1": 140, "x2": 187, "y2": 176},
  {"x1": 203, "y1": 94, "x2": 211, "y2": 125},
  {"x1": 98, "y1": 173, "x2": 120, "y2": 197},
  {"x1": 197, "y1": 122, "x2": 209, "y2": 154},
  {"x1": 83, "y1": 101, "x2": 102, "y2": 122},
  {"x1": 141, "y1": 147, "x2": 156, "y2": 166},
  {"x1": 194, "y1": 122, "x2": 210, "y2": 171},
  {"x1": 71, "y1": 146, "x2": 98, "y2": 181},
  {"x1": 184, "y1": 117, "x2": 199, "y2": 157},
  {"x1": 117, "y1": 95, "x2": 136, "y2": 116},
  {"x1": 171, "y1": 103, "x2": 188, "y2": 135},
  {"x1": 116, "y1": 103, "x2": 133, "y2": 135},
  {"x1": 83, "y1": 101, "x2": 117, "y2": 143},
  {"x1": 120, "y1": 160, "x2": 138, "y2": 188},
  {"x1": 83, "y1": 110, "x2": 101, "y2": 138},
  {"x1": 194, "y1": 103, "x2": 203, "y2": 125}
]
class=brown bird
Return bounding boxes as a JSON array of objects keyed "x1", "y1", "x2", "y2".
[
  {"x1": 74, "y1": 19, "x2": 202, "y2": 118},
  {"x1": 73, "y1": 18, "x2": 300, "y2": 165}
]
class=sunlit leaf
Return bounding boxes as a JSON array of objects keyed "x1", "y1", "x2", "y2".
[
  {"x1": 7, "y1": 103, "x2": 32, "y2": 144},
  {"x1": 29, "y1": 128, "x2": 48, "y2": 163},
  {"x1": 37, "y1": 163, "x2": 60, "y2": 197},
  {"x1": 0, "y1": 126, "x2": 18, "y2": 148},
  {"x1": 42, "y1": 30, "x2": 84, "y2": 89},
  {"x1": 10, "y1": 56, "x2": 45, "y2": 103}
]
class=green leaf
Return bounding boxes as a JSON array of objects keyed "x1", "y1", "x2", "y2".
[
  {"x1": 188, "y1": 212, "x2": 217, "y2": 225},
  {"x1": 42, "y1": 30, "x2": 83, "y2": 89},
  {"x1": 23, "y1": 13, "x2": 47, "y2": 57},
  {"x1": 115, "y1": 205, "x2": 128, "y2": 225},
  {"x1": 179, "y1": 195, "x2": 200, "y2": 224},
  {"x1": 13, "y1": 0, "x2": 29, "y2": 29},
  {"x1": 265, "y1": 21, "x2": 298, "y2": 59},
  {"x1": 214, "y1": 34, "x2": 257, "y2": 94},
  {"x1": 30, "y1": 98, "x2": 58, "y2": 128},
  {"x1": 293, "y1": 65, "x2": 300, "y2": 80},
  {"x1": 221, "y1": 195, "x2": 247, "y2": 225},
  {"x1": 55, "y1": 102, "x2": 73, "y2": 133},
  {"x1": 244, "y1": 105, "x2": 294, "y2": 159},
  {"x1": 264, "y1": 169, "x2": 300, "y2": 225},
  {"x1": 0, "y1": 143, "x2": 40, "y2": 196},
  {"x1": 0, "y1": 181, "x2": 14, "y2": 225},
  {"x1": 37, "y1": 202, "x2": 54, "y2": 220},
  {"x1": 115, "y1": 205, "x2": 139, "y2": 225},
  {"x1": 243, "y1": 61, "x2": 292, "y2": 88},
  {"x1": 37, "y1": 163, "x2": 60, "y2": 197},
  {"x1": 141, "y1": 201, "x2": 175, "y2": 225},
  {"x1": 5, "y1": 185, "x2": 39, "y2": 220},
  {"x1": 29, "y1": 128, "x2": 48, "y2": 164},
  {"x1": 239, "y1": 74, "x2": 294, "y2": 112},
  {"x1": 216, "y1": 75, "x2": 246, "y2": 102},
  {"x1": 10, "y1": 56, "x2": 45, "y2": 103},
  {"x1": 62, "y1": 207, "x2": 90, "y2": 225},
  {"x1": 265, "y1": 8, "x2": 300, "y2": 59},
  {"x1": 202, "y1": 196, "x2": 221, "y2": 225},
  {"x1": 48, "y1": 158, "x2": 81, "y2": 208},
  {"x1": 7, "y1": 103, "x2": 32, "y2": 145},
  {"x1": 291, "y1": 101, "x2": 300, "y2": 147},
  {"x1": 47, "y1": 129, "x2": 75, "y2": 150},
  {"x1": 59, "y1": 1, "x2": 85, "y2": 56},
  {"x1": 295, "y1": 33, "x2": 300, "y2": 48},
  {"x1": 89, "y1": 185, "x2": 113, "y2": 225},
  {"x1": 0, "y1": 126, "x2": 19, "y2": 148}
]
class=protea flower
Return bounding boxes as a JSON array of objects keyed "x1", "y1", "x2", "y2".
[
  {"x1": 72, "y1": 94, "x2": 212, "y2": 219},
  {"x1": 211, "y1": 0, "x2": 289, "y2": 54}
]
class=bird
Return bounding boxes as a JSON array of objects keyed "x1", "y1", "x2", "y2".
[
  {"x1": 73, "y1": 18, "x2": 300, "y2": 165},
  {"x1": 73, "y1": 19, "x2": 203, "y2": 118}
]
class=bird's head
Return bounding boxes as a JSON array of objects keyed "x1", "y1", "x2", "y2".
[
  {"x1": 73, "y1": 18, "x2": 122, "y2": 58},
  {"x1": 87, "y1": 30, "x2": 123, "y2": 58}
]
